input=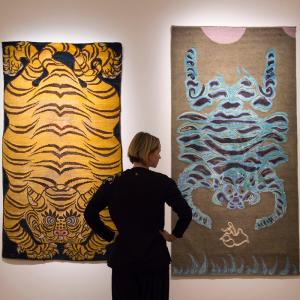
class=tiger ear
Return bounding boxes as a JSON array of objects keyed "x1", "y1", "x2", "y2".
[{"x1": 27, "y1": 187, "x2": 44, "y2": 207}]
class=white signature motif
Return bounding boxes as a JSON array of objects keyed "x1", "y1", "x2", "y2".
[{"x1": 219, "y1": 222, "x2": 250, "y2": 248}]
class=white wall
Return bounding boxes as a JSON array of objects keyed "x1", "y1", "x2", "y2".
[{"x1": 0, "y1": 0, "x2": 299, "y2": 299}]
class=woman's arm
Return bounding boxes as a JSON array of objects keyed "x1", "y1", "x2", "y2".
[
  {"x1": 165, "y1": 178, "x2": 192, "y2": 238},
  {"x1": 84, "y1": 181, "x2": 115, "y2": 242}
]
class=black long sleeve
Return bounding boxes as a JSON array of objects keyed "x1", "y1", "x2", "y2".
[
  {"x1": 84, "y1": 168, "x2": 192, "y2": 269},
  {"x1": 164, "y1": 178, "x2": 192, "y2": 238},
  {"x1": 84, "y1": 181, "x2": 115, "y2": 242}
]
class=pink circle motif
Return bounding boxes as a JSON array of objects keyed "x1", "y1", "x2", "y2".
[
  {"x1": 201, "y1": 27, "x2": 246, "y2": 44},
  {"x1": 282, "y1": 27, "x2": 296, "y2": 38}
]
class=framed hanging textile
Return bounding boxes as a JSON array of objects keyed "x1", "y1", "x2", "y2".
[
  {"x1": 171, "y1": 27, "x2": 299, "y2": 276},
  {"x1": 2, "y1": 42, "x2": 122, "y2": 260}
]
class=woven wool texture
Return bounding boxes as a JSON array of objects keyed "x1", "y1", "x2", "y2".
[
  {"x1": 171, "y1": 27, "x2": 298, "y2": 276},
  {"x1": 2, "y1": 42, "x2": 122, "y2": 260}
]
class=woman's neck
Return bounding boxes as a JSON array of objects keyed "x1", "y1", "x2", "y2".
[{"x1": 133, "y1": 162, "x2": 149, "y2": 169}]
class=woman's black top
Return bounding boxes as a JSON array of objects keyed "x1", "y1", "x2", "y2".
[{"x1": 84, "y1": 167, "x2": 192, "y2": 269}]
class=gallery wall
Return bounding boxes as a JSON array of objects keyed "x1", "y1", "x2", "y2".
[{"x1": 0, "y1": 0, "x2": 299, "y2": 299}]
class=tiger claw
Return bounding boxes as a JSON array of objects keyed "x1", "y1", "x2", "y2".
[{"x1": 63, "y1": 243, "x2": 95, "y2": 260}]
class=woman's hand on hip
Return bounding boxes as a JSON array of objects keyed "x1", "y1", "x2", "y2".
[{"x1": 159, "y1": 230, "x2": 177, "y2": 242}]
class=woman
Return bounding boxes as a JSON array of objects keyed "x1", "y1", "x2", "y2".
[{"x1": 84, "y1": 132, "x2": 192, "y2": 300}]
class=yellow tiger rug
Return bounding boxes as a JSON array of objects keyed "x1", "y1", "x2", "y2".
[{"x1": 2, "y1": 41, "x2": 122, "y2": 260}]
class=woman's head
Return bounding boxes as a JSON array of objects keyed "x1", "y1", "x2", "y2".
[{"x1": 128, "y1": 132, "x2": 161, "y2": 168}]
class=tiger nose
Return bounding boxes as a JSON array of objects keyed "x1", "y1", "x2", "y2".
[
  {"x1": 233, "y1": 197, "x2": 240, "y2": 203},
  {"x1": 54, "y1": 229, "x2": 68, "y2": 237},
  {"x1": 56, "y1": 185, "x2": 68, "y2": 191},
  {"x1": 222, "y1": 101, "x2": 241, "y2": 109}
]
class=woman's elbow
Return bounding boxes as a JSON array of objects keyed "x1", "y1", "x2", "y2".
[
  {"x1": 84, "y1": 204, "x2": 93, "y2": 224},
  {"x1": 185, "y1": 207, "x2": 193, "y2": 223}
]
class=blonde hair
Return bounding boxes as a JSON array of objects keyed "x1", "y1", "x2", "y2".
[{"x1": 128, "y1": 132, "x2": 160, "y2": 165}]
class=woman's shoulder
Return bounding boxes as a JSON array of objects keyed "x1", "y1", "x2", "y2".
[
  {"x1": 102, "y1": 172, "x2": 122, "y2": 185},
  {"x1": 147, "y1": 169, "x2": 175, "y2": 184},
  {"x1": 108, "y1": 168, "x2": 175, "y2": 185}
]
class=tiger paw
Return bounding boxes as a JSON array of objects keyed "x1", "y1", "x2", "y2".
[
  {"x1": 23, "y1": 243, "x2": 59, "y2": 260},
  {"x1": 63, "y1": 243, "x2": 95, "y2": 260},
  {"x1": 3, "y1": 55, "x2": 23, "y2": 76},
  {"x1": 95, "y1": 247, "x2": 106, "y2": 255},
  {"x1": 3, "y1": 43, "x2": 27, "y2": 76}
]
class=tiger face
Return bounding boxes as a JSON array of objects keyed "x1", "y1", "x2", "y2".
[{"x1": 26, "y1": 185, "x2": 90, "y2": 244}]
